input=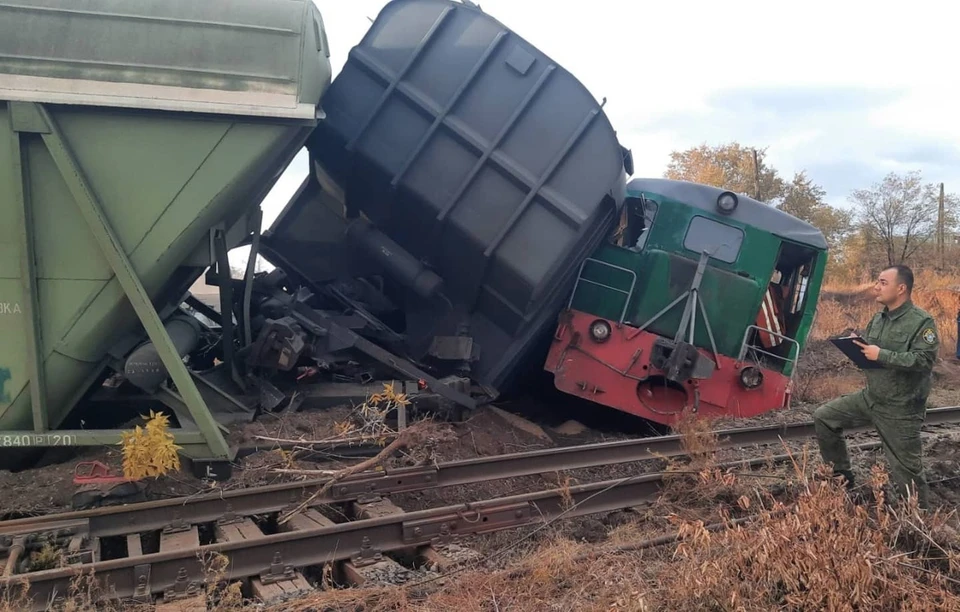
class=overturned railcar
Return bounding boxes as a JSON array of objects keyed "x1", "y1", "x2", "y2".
[{"x1": 262, "y1": 0, "x2": 632, "y2": 398}]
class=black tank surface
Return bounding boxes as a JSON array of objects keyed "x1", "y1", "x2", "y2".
[{"x1": 268, "y1": 0, "x2": 630, "y2": 395}]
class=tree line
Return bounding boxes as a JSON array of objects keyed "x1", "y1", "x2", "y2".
[{"x1": 664, "y1": 142, "x2": 959, "y2": 283}]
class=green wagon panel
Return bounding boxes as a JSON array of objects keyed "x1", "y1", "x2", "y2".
[{"x1": 0, "y1": 0, "x2": 331, "y2": 456}]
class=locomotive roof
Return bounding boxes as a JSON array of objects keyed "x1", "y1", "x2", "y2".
[{"x1": 627, "y1": 178, "x2": 828, "y2": 250}]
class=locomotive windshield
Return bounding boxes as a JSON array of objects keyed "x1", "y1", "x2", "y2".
[{"x1": 682, "y1": 216, "x2": 744, "y2": 264}]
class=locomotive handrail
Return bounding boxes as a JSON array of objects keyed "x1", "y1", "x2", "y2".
[
  {"x1": 737, "y1": 325, "x2": 800, "y2": 374},
  {"x1": 568, "y1": 258, "x2": 637, "y2": 324}
]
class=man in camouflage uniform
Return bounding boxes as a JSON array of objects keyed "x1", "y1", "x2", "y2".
[{"x1": 813, "y1": 264, "x2": 939, "y2": 509}]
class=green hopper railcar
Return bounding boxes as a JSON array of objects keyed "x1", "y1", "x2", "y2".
[{"x1": 0, "y1": 0, "x2": 332, "y2": 474}]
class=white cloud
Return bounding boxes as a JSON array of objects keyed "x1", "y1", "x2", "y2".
[
  {"x1": 257, "y1": 0, "x2": 960, "y2": 229},
  {"x1": 869, "y1": 88, "x2": 960, "y2": 142}
]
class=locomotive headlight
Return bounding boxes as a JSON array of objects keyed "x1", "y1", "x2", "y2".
[
  {"x1": 589, "y1": 319, "x2": 612, "y2": 343},
  {"x1": 739, "y1": 365, "x2": 763, "y2": 389},
  {"x1": 717, "y1": 191, "x2": 738, "y2": 214}
]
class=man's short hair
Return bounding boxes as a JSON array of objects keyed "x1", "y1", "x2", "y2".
[{"x1": 885, "y1": 264, "x2": 914, "y2": 294}]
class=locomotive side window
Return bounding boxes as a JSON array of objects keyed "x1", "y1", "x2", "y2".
[
  {"x1": 789, "y1": 264, "x2": 810, "y2": 314},
  {"x1": 683, "y1": 216, "x2": 743, "y2": 263},
  {"x1": 610, "y1": 196, "x2": 658, "y2": 251},
  {"x1": 749, "y1": 242, "x2": 819, "y2": 369},
  {"x1": 630, "y1": 198, "x2": 658, "y2": 251}
]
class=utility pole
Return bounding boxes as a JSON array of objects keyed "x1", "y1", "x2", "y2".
[
  {"x1": 753, "y1": 149, "x2": 761, "y2": 201},
  {"x1": 938, "y1": 182, "x2": 945, "y2": 271}
]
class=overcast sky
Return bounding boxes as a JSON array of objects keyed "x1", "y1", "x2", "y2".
[{"x1": 259, "y1": 0, "x2": 960, "y2": 230}]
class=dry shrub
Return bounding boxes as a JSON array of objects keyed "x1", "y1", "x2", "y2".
[
  {"x1": 198, "y1": 550, "x2": 244, "y2": 612},
  {"x1": 668, "y1": 410, "x2": 721, "y2": 469},
  {"x1": 0, "y1": 578, "x2": 32, "y2": 612},
  {"x1": 655, "y1": 412, "x2": 754, "y2": 522},
  {"x1": 815, "y1": 269, "x2": 960, "y2": 359},
  {"x1": 810, "y1": 298, "x2": 873, "y2": 340},
  {"x1": 657, "y1": 464, "x2": 960, "y2": 611},
  {"x1": 26, "y1": 542, "x2": 64, "y2": 572},
  {"x1": 119, "y1": 409, "x2": 181, "y2": 479},
  {"x1": 913, "y1": 288, "x2": 960, "y2": 359},
  {"x1": 792, "y1": 371, "x2": 863, "y2": 405},
  {"x1": 349, "y1": 535, "x2": 654, "y2": 612}
]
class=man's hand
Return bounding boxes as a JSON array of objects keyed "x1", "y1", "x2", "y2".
[
  {"x1": 841, "y1": 327, "x2": 860, "y2": 338},
  {"x1": 852, "y1": 340, "x2": 881, "y2": 361}
]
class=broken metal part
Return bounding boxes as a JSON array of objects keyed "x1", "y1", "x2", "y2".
[
  {"x1": 245, "y1": 317, "x2": 307, "y2": 371},
  {"x1": 649, "y1": 338, "x2": 716, "y2": 383},
  {"x1": 123, "y1": 316, "x2": 202, "y2": 393}
]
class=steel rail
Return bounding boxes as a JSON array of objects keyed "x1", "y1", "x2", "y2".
[
  {"x1": 2, "y1": 434, "x2": 944, "y2": 609},
  {"x1": 3, "y1": 404, "x2": 959, "y2": 541},
  {"x1": 9, "y1": 471, "x2": 671, "y2": 607}
]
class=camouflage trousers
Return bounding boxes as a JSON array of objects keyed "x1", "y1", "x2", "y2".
[{"x1": 813, "y1": 390, "x2": 929, "y2": 508}]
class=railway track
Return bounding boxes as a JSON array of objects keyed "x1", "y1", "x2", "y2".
[{"x1": 3, "y1": 405, "x2": 960, "y2": 610}]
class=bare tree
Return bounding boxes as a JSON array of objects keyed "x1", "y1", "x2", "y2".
[
  {"x1": 780, "y1": 171, "x2": 852, "y2": 247},
  {"x1": 664, "y1": 142, "x2": 787, "y2": 204},
  {"x1": 848, "y1": 171, "x2": 957, "y2": 267}
]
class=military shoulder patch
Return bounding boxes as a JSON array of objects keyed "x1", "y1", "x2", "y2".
[{"x1": 921, "y1": 327, "x2": 937, "y2": 345}]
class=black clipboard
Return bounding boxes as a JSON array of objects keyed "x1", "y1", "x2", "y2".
[{"x1": 829, "y1": 335, "x2": 884, "y2": 370}]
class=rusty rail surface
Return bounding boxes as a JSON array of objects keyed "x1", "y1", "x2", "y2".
[{"x1": 3, "y1": 404, "x2": 959, "y2": 542}]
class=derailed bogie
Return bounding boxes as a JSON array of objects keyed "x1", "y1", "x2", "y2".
[{"x1": 545, "y1": 178, "x2": 828, "y2": 425}]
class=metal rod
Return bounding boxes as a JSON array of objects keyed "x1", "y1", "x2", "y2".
[
  {"x1": 567, "y1": 258, "x2": 637, "y2": 324},
  {"x1": 674, "y1": 252, "x2": 710, "y2": 343},
  {"x1": 214, "y1": 230, "x2": 236, "y2": 372},
  {"x1": 2, "y1": 538, "x2": 24, "y2": 578},
  {"x1": 241, "y1": 209, "x2": 263, "y2": 348},
  {"x1": 631, "y1": 292, "x2": 687, "y2": 337},
  {"x1": 696, "y1": 293, "x2": 721, "y2": 369},
  {"x1": 9, "y1": 116, "x2": 48, "y2": 432}
]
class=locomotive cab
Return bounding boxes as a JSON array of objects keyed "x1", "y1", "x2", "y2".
[{"x1": 544, "y1": 178, "x2": 827, "y2": 426}]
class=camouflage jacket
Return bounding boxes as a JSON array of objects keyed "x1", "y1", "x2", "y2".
[{"x1": 862, "y1": 300, "x2": 939, "y2": 407}]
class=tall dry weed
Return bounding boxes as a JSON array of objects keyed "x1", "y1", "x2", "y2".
[
  {"x1": 657, "y1": 463, "x2": 960, "y2": 611},
  {"x1": 653, "y1": 412, "x2": 757, "y2": 523},
  {"x1": 814, "y1": 269, "x2": 960, "y2": 358},
  {"x1": 791, "y1": 371, "x2": 863, "y2": 405}
]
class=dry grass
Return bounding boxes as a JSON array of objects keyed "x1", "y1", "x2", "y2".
[
  {"x1": 7, "y1": 405, "x2": 960, "y2": 612},
  {"x1": 791, "y1": 369, "x2": 864, "y2": 405},
  {"x1": 816, "y1": 270, "x2": 960, "y2": 359},
  {"x1": 658, "y1": 464, "x2": 960, "y2": 611},
  {"x1": 267, "y1": 415, "x2": 960, "y2": 612},
  {"x1": 797, "y1": 268, "x2": 960, "y2": 405},
  {"x1": 0, "y1": 548, "x2": 244, "y2": 612}
]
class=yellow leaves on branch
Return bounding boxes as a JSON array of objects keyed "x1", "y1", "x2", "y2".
[
  {"x1": 118, "y1": 409, "x2": 182, "y2": 479},
  {"x1": 366, "y1": 381, "x2": 412, "y2": 408},
  {"x1": 333, "y1": 382, "x2": 411, "y2": 445}
]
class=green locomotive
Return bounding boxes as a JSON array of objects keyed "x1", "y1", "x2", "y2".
[{"x1": 544, "y1": 178, "x2": 828, "y2": 425}]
